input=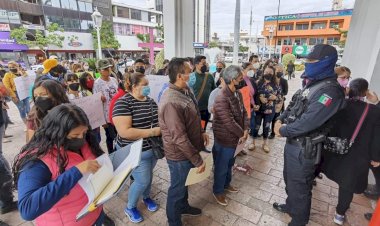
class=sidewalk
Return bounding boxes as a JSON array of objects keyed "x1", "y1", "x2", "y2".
[{"x1": 0, "y1": 74, "x2": 374, "y2": 226}]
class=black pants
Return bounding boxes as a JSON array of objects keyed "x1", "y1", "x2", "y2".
[
  {"x1": 0, "y1": 125, "x2": 14, "y2": 207},
  {"x1": 284, "y1": 142, "x2": 316, "y2": 226},
  {"x1": 288, "y1": 71, "x2": 293, "y2": 80},
  {"x1": 199, "y1": 110, "x2": 210, "y2": 130},
  {"x1": 336, "y1": 187, "x2": 354, "y2": 215},
  {"x1": 104, "y1": 123, "x2": 117, "y2": 154},
  {"x1": 371, "y1": 165, "x2": 380, "y2": 189}
]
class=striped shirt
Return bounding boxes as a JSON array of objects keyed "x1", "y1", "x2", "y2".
[{"x1": 112, "y1": 93, "x2": 159, "y2": 151}]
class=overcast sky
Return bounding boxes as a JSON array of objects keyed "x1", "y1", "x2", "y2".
[{"x1": 117, "y1": 0, "x2": 356, "y2": 40}]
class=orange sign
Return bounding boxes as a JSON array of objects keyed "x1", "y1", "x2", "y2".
[{"x1": 282, "y1": 46, "x2": 293, "y2": 54}]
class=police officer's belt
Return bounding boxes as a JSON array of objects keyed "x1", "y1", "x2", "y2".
[{"x1": 286, "y1": 138, "x2": 305, "y2": 147}]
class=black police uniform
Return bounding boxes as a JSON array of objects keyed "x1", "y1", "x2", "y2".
[{"x1": 277, "y1": 77, "x2": 345, "y2": 226}]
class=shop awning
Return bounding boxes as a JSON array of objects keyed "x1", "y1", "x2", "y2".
[{"x1": 0, "y1": 32, "x2": 28, "y2": 51}]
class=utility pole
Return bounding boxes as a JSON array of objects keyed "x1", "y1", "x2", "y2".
[
  {"x1": 233, "y1": 0, "x2": 240, "y2": 65},
  {"x1": 249, "y1": 4, "x2": 253, "y2": 56}
]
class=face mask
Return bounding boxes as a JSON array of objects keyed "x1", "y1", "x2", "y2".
[
  {"x1": 304, "y1": 55, "x2": 337, "y2": 80},
  {"x1": 337, "y1": 77, "x2": 349, "y2": 88},
  {"x1": 234, "y1": 80, "x2": 244, "y2": 90},
  {"x1": 68, "y1": 83, "x2": 80, "y2": 91},
  {"x1": 253, "y1": 63, "x2": 260, "y2": 70},
  {"x1": 263, "y1": 74, "x2": 273, "y2": 81},
  {"x1": 35, "y1": 96, "x2": 55, "y2": 113},
  {"x1": 247, "y1": 70, "x2": 255, "y2": 78},
  {"x1": 141, "y1": 86, "x2": 150, "y2": 97},
  {"x1": 276, "y1": 72, "x2": 283, "y2": 78},
  {"x1": 65, "y1": 137, "x2": 85, "y2": 152},
  {"x1": 216, "y1": 68, "x2": 223, "y2": 73},
  {"x1": 187, "y1": 73, "x2": 196, "y2": 87},
  {"x1": 200, "y1": 65, "x2": 207, "y2": 74},
  {"x1": 83, "y1": 66, "x2": 89, "y2": 71},
  {"x1": 10, "y1": 68, "x2": 18, "y2": 74},
  {"x1": 135, "y1": 67, "x2": 145, "y2": 74},
  {"x1": 86, "y1": 79, "x2": 94, "y2": 89}
]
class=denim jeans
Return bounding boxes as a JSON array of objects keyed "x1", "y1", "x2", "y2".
[
  {"x1": 166, "y1": 160, "x2": 194, "y2": 226},
  {"x1": 249, "y1": 110, "x2": 256, "y2": 136},
  {"x1": 14, "y1": 93, "x2": 30, "y2": 120},
  {"x1": 253, "y1": 111, "x2": 275, "y2": 139},
  {"x1": 212, "y1": 141, "x2": 236, "y2": 194},
  {"x1": 0, "y1": 124, "x2": 14, "y2": 207},
  {"x1": 115, "y1": 145, "x2": 157, "y2": 209}
]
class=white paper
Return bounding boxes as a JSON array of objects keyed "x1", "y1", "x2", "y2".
[
  {"x1": 13, "y1": 74, "x2": 36, "y2": 101},
  {"x1": 146, "y1": 75, "x2": 169, "y2": 103},
  {"x1": 114, "y1": 139, "x2": 143, "y2": 175},
  {"x1": 70, "y1": 92, "x2": 106, "y2": 129},
  {"x1": 185, "y1": 154, "x2": 213, "y2": 186},
  {"x1": 234, "y1": 141, "x2": 246, "y2": 157}
]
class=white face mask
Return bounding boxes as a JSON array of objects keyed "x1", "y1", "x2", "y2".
[
  {"x1": 253, "y1": 62, "x2": 260, "y2": 70},
  {"x1": 247, "y1": 70, "x2": 255, "y2": 78},
  {"x1": 84, "y1": 66, "x2": 89, "y2": 70}
]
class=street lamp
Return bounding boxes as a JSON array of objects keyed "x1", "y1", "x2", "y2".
[{"x1": 91, "y1": 7, "x2": 103, "y2": 59}]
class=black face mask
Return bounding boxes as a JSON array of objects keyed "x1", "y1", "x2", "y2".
[
  {"x1": 65, "y1": 137, "x2": 85, "y2": 152},
  {"x1": 69, "y1": 83, "x2": 80, "y2": 91},
  {"x1": 263, "y1": 74, "x2": 273, "y2": 81},
  {"x1": 10, "y1": 68, "x2": 18, "y2": 74},
  {"x1": 200, "y1": 65, "x2": 207, "y2": 73},
  {"x1": 135, "y1": 67, "x2": 145, "y2": 74},
  {"x1": 276, "y1": 72, "x2": 283, "y2": 78},
  {"x1": 234, "y1": 80, "x2": 245, "y2": 90},
  {"x1": 216, "y1": 68, "x2": 223, "y2": 73},
  {"x1": 34, "y1": 96, "x2": 55, "y2": 113}
]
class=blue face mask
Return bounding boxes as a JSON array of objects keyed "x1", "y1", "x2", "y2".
[
  {"x1": 187, "y1": 73, "x2": 196, "y2": 87},
  {"x1": 141, "y1": 86, "x2": 151, "y2": 97},
  {"x1": 304, "y1": 55, "x2": 337, "y2": 80}
]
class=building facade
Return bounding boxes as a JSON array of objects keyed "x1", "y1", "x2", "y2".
[{"x1": 262, "y1": 9, "x2": 352, "y2": 57}]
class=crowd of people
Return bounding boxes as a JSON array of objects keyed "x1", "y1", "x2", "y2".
[{"x1": 0, "y1": 43, "x2": 379, "y2": 226}]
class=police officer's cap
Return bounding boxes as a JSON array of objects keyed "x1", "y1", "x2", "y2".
[{"x1": 307, "y1": 44, "x2": 337, "y2": 61}]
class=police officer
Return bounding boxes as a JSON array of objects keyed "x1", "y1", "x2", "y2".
[{"x1": 272, "y1": 44, "x2": 345, "y2": 226}]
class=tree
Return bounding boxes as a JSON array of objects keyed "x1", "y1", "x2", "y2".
[
  {"x1": 239, "y1": 43, "x2": 249, "y2": 52},
  {"x1": 333, "y1": 26, "x2": 348, "y2": 48},
  {"x1": 10, "y1": 23, "x2": 64, "y2": 57},
  {"x1": 155, "y1": 49, "x2": 165, "y2": 70},
  {"x1": 155, "y1": 23, "x2": 164, "y2": 40},
  {"x1": 208, "y1": 41, "x2": 219, "y2": 48},
  {"x1": 136, "y1": 34, "x2": 150, "y2": 43},
  {"x1": 91, "y1": 21, "x2": 120, "y2": 50}
]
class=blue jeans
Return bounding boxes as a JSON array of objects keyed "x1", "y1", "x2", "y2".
[
  {"x1": 249, "y1": 110, "x2": 256, "y2": 136},
  {"x1": 14, "y1": 94, "x2": 30, "y2": 120},
  {"x1": 212, "y1": 141, "x2": 236, "y2": 194},
  {"x1": 166, "y1": 160, "x2": 193, "y2": 226},
  {"x1": 120, "y1": 148, "x2": 157, "y2": 209}
]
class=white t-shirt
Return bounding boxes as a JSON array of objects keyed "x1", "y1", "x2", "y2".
[{"x1": 93, "y1": 77, "x2": 118, "y2": 123}]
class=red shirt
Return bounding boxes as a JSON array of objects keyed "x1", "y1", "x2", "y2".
[{"x1": 109, "y1": 89, "x2": 126, "y2": 124}]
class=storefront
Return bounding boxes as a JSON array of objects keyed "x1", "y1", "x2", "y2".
[{"x1": 0, "y1": 31, "x2": 28, "y2": 68}]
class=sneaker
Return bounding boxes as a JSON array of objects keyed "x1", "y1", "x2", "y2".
[
  {"x1": 213, "y1": 193, "x2": 228, "y2": 206},
  {"x1": 262, "y1": 144, "x2": 270, "y2": 153},
  {"x1": 0, "y1": 201, "x2": 17, "y2": 214},
  {"x1": 225, "y1": 185, "x2": 238, "y2": 193},
  {"x1": 124, "y1": 207, "x2": 143, "y2": 223},
  {"x1": 248, "y1": 144, "x2": 255, "y2": 151},
  {"x1": 333, "y1": 212, "x2": 345, "y2": 225},
  {"x1": 181, "y1": 206, "x2": 202, "y2": 216},
  {"x1": 143, "y1": 198, "x2": 158, "y2": 212}
]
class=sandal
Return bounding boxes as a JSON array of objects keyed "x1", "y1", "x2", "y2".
[{"x1": 262, "y1": 144, "x2": 270, "y2": 153}]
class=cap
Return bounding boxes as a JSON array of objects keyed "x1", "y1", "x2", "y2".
[
  {"x1": 49, "y1": 55, "x2": 58, "y2": 60},
  {"x1": 42, "y1": 59, "x2": 59, "y2": 74},
  {"x1": 97, "y1": 59, "x2": 112, "y2": 70},
  {"x1": 307, "y1": 44, "x2": 338, "y2": 60}
]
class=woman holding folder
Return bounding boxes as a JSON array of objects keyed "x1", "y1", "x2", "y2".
[{"x1": 13, "y1": 104, "x2": 114, "y2": 226}]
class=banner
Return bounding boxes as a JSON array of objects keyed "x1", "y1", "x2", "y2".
[
  {"x1": 71, "y1": 92, "x2": 106, "y2": 129},
  {"x1": 14, "y1": 73, "x2": 36, "y2": 100},
  {"x1": 146, "y1": 75, "x2": 169, "y2": 103}
]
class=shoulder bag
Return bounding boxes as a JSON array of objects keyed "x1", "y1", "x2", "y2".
[
  {"x1": 147, "y1": 99, "x2": 165, "y2": 159},
  {"x1": 196, "y1": 73, "x2": 209, "y2": 101}
]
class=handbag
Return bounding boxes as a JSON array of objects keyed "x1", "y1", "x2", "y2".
[
  {"x1": 146, "y1": 100, "x2": 165, "y2": 159},
  {"x1": 324, "y1": 103, "x2": 369, "y2": 154}
]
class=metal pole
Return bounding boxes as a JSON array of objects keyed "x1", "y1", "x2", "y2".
[
  {"x1": 274, "y1": 0, "x2": 281, "y2": 58},
  {"x1": 233, "y1": 0, "x2": 240, "y2": 65},
  {"x1": 249, "y1": 4, "x2": 253, "y2": 56},
  {"x1": 96, "y1": 27, "x2": 102, "y2": 59}
]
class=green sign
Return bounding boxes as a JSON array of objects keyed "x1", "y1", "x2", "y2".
[{"x1": 292, "y1": 45, "x2": 310, "y2": 56}]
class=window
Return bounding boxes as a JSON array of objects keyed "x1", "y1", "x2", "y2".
[
  {"x1": 296, "y1": 23, "x2": 309, "y2": 30},
  {"x1": 63, "y1": 18, "x2": 80, "y2": 31},
  {"x1": 85, "y1": 2, "x2": 92, "y2": 12},
  {"x1": 309, "y1": 37, "x2": 325, "y2": 45},
  {"x1": 327, "y1": 37, "x2": 340, "y2": 45},
  {"x1": 68, "y1": 0, "x2": 78, "y2": 10},
  {"x1": 329, "y1": 20, "x2": 343, "y2": 28},
  {"x1": 60, "y1": 0, "x2": 70, "y2": 9},
  {"x1": 283, "y1": 38, "x2": 292, "y2": 45},
  {"x1": 311, "y1": 22, "x2": 327, "y2": 29},
  {"x1": 117, "y1": 7, "x2": 130, "y2": 18},
  {"x1": 45, "y1": 15, "x2": 64, "y2": 26},
  {"x1": 130, "y1": 9, "x2": 141, "y2": 20},
  {"x1": 78, "y1": 1, "x2": 86, "y2": 11},
  {"x1": 80, "y1": 20, "x2": 88, "y2": 30},
  {"x1": 141, "y1": 11, "x2": 149, "y2": 22},
  {"x1": 279, "y1": 24, "x2": 293, "y2": 31},
  {"x1": 277, "y1": 38, "x2": 282, "y2": 45},
  {"x1": 294, "y1": 38, "x2": 307, "y2": 45},
  {"x1": 43, "y1": 0, "x2": 61, "y2": 7}
]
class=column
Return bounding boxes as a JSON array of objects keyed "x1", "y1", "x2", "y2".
[
  {"x1": 342, "y1": 0, "x2": 380, "y2": 93},
  {"x1": 163, "y1": 0, "x2": 195, "y2": 59}
]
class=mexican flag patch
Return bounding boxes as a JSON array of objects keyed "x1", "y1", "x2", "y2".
[{"x1": 318, "y1": 94, "x2": 332, "y2": 107}]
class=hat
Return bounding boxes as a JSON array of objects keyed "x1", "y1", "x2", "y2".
[
  {"x1": 97, "y1": 59, "x2": 112, "y2": 70},
  {"x1": 42, "y1": 59, "x2": 59, "y2": 74},
  {"x1": 307, "y1": 44, "x2": 338, "y2": 60},
  {"x1": 49, "y1": 55, "x2": 58, "y2": 60}
]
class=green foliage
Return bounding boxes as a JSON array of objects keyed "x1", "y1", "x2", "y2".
[
  {"x1": 155, "y1": 23, "x2": 164, "y2": 39},
  {"x1": 295, "y1": 64, "x2": 305, "y2": 71},
  {"x1": 282, "y1": 53, "x2": 296, "y2": 71},
  {"x1": 84, "y1": 58, "x2": 97, "y2": 71},
  {"x1": 91, "y1": 21, "x2": 120, "y2": 50},
  {"x1": 208, "y1": 41, "x2": 219, "y2": 48},
  {"x1": 239, "y1": 43, "x2": 249, "y2": 52},
  {"x1": 10, "y1": 23, "x2": 64, "y2": 54},
  {"x1": 155, "y1": 49, "x2": 165, "y2": 70},
  {"x1": 333, "y1": 26, "x2": 348, "y2": 48},
  {"x1": 136, "y1": 33, "x2": 150, "y2": 43}
]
